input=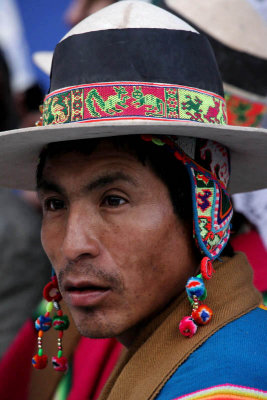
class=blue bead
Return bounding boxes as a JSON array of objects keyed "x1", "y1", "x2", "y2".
[
  {"x1": 186, "y1": 276, "x2": 206, "y2": 300},
  {"x1": 35, "y1": 315, "x2": 52, "y2": 331}
]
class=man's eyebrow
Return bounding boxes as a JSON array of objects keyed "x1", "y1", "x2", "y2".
[
  {"x1": 37, "y1": 172, "x2": 137, "y2": 196},
  {"x1": 86, "y1": 172, "x2": 137, "y2": 192},
  {"x1": 37, "y1": 179, "x2": 66, "y2": 197}
]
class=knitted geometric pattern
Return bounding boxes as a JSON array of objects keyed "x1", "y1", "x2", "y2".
[
  {"x1": 225, "y1": 91, "x2": 267, "y2": 127},
  {"x1": 42, "y1": 82, "x2": 227, "y2": 125},
  {"x1": 141, "y1": 135, "x2": 232, "y2": 260},
  {"x1": 172, "y1": 384, "x2": 267, "y2": 399}
]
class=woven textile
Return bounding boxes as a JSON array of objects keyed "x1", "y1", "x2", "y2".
[
  {"x1": 42, "y1": 82, "x2": 227, "y2": 126},
  {"x1": 171, "y1": 384, "x2": 267, "y2": 399},
  {"x1": 225, "y1": 90, "x2": 267, "y2": 127}
]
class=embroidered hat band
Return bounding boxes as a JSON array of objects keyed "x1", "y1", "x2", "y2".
[
  {"x1": 42, "y1": 82, "x2": 227, "y2": 126},
  {"x1": 225, "y1": 90, "x2": 267, "y2": 127}
]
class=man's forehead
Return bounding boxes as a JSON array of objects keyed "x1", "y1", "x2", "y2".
[
  {"x1": 42, "y1": 140, "x2": 143, "y2": 171},
  {"x1": 37, "y1": 142, "x2": 152, "y2": 196}
]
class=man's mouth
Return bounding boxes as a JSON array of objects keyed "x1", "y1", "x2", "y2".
[{"x1": 63, "y1": 279, "x2": 111, "y2": 307}]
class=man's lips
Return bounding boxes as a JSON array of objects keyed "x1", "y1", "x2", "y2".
[{"x1": 63, "y1": 278, "x2": 111, "y2": 307}]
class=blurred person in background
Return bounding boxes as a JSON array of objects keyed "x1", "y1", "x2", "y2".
[
  {"x1": 0, "y1": 49, "x2": 50, "y2": 360},
  {"x1": 64, "y1": 0, "x2": 153, "y2": 27},
  {"x1": 65, "y1": 0, "x2": 116, "y2": 26},
  {"x1": 0, "y1": 0, "x2": 44, "y2": 129}
]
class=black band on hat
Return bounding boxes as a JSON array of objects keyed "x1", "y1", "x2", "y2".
[{"x1": 50, "y1": 28, "x2": 224, "y2": 97}]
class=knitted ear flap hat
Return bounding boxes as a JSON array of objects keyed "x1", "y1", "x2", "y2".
[{"x1": 158, "y1": 0, "x2": 267, "y2": 127}]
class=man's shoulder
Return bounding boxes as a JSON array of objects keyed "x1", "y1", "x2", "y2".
[
  {"x1": 156, "y1": 307, "x2": 267, "y2": 400},
  {"x1": 187, "y1": 306, "x2": 267, "y2": 370}
]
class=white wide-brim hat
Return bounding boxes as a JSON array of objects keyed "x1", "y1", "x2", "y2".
[{"x1": 0, "y1": 0, "x2": 266, "y2": 193}]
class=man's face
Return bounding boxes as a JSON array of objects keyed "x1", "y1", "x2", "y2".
[{"x1": 39, "y1": 140, "x2": 197, "y2": 344}]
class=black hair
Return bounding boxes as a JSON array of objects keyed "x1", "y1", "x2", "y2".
[{"x1": 37, "y1": 135, "x2": 233, "y2": 257}]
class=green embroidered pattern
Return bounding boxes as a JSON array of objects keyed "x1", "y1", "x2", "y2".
[
  {"x1": 42, "y1": 82, "x2": 227, "y2": 125},
  {"x1": 85, "y1": 86, "x2": 130, "y2": 117},
  {"x1": 132, "y1": 86, "x2": 165, "y2": 117}
]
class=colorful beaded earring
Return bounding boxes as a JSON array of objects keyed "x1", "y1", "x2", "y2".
[
  {"x1": 179, "y1": 257, "x2": 214, "y2": 338},
  {"x1": 32, "y1": 273, "x2": 69, "y2": 372}
]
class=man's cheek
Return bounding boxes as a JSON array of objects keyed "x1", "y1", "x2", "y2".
[{"x1": 41, "y1": 226, "x2": 60, "y2": 267}]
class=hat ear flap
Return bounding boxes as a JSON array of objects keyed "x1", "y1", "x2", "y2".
[{"x1": 187, "y1": 165, "x2": 233, "y2": 260}]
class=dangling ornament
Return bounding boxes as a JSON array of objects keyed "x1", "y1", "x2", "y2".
[
  {"x1": 200, "y1": 257, "x2": 215, "y2": 280},
  {"x1": 179, "y1": 258, "x2": 214, "y2": 338},
  {"x1": 32, "y1": 275, "x2": 69, "y2": 372}
]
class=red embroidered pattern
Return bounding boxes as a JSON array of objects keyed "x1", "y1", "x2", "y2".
[
  {"x1": 42, "y1": 82, "x2": 227, "y2": 126},
  {"x1": 225, "y1": 91, "x2": 267, "y2": 127}
]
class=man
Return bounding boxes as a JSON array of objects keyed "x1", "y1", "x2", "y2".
[{"x1": 0, "y1": 2, "x2": 266, "y2": 399}]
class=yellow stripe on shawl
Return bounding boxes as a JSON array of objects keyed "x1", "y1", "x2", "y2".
[{"x1": 173, "y1": 384, "x2": 267, "y2": 400}]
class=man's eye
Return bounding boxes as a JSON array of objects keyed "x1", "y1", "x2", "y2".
[
  {"x1": 101, "y1": 195, "x2": 127, "y2": 207},
  {"x1": 44, "y1": 198, "x2": 65, "y2": 211}
]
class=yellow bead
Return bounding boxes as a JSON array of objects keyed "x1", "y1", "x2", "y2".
[{"x1": 46, "y1": 302, "x2": 53, "y2": 312}]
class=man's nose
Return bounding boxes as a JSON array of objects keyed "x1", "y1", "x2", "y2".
[{"x1": 61, "y1": 205, "x2": 100, "y2": 262}]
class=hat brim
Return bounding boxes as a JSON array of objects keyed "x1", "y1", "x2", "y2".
[{"x1": 0, "y1": 120, "x2": 266, "y2": 193}]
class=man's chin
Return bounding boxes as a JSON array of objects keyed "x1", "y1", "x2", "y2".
[
  {"x1": 75, "y1": 322, "x2": 119, "y2": 339},
  {"x1": 71, "y1": 310, "x2": 121, "y2": 339}
]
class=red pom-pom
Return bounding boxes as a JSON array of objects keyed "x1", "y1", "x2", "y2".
[
  {"x1": 192, "y1": 304, "x2": 213, "y2": 325},
  {"x1": 52, "y1": 356, "x2": 68, "y2": 372},
  {"x1": 179, "y1": 316, "x2": 198, "y2": 338},
  {"x1": 32, "y1": 354, "x2": 48, "y2": 369},
  {"x1": 200, "y1": 257, "x2": 214, "y2": 280},
  {"x1": 43, "y1": 276, "x2": 62, "y2": 302}
]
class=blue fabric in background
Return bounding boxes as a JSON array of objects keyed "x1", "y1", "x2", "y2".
[{"x1": 16, "y1": 0, "x2": 72, "y2": 92}]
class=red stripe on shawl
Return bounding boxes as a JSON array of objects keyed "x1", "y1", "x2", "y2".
[{"x1": 0, "y1": 319, "x2": 37, "y2": 400}]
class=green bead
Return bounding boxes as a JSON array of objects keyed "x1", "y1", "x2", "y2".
[
  {"x1": 152, "y1": 138, "x2": 164, "y2": 146},
  {"x1": 52, "y1": 315, "x2": 70, "y2": 330},
  {"x1": 46, "y1": 302, "x2": 53, "y2": 312},
  {"x1": 58, "y1": 350, "x2": 63, "y2": 358},
  {"x1": 38, "y1": 348, "x2": 43, "y2": 356}
]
